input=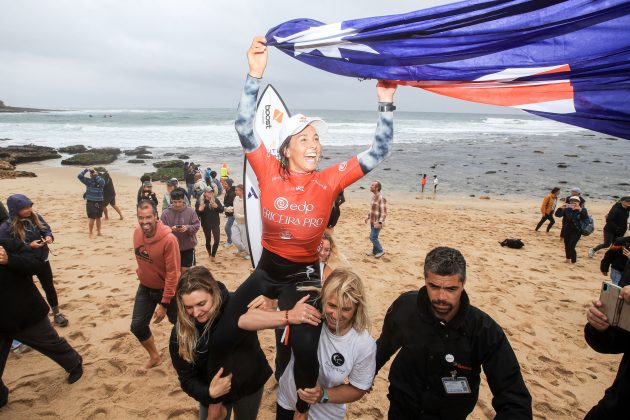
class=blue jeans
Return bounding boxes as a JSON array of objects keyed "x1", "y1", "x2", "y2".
[
  {"x1": 224, "y1": 216, "x2": 235, "y2": 243},
  {"x1": 611, "y1": 268, "x2": 622, "y2": 286},
  {"x1": 370, "y1": 225, "x2": 383, "y2": 254}
]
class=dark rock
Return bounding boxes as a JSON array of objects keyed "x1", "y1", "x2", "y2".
[
  {"x1": 557, "y1": 164, "x2": 568, "y2": 168},
  {"x1": 606, "y1": 137, "x2": 617, "y2": 140},
  {"x1": 564, "y1": 154, "x2": 578, "y2": 157},
  {"x1": 128, "y1": 159, "x2": 145, "y2": 164},
  {"x1": 618, "y1": 183, "x2": 630, "y2": 186},
  {"x1": 61, "y1": 152, "x2": 118, "y2": 165},
  {"x1": 178, "y1": 155, "x2": 190, "y2": 159},
  {"x1": 0, "y1": 144, "x2": 61, "y2": 164},
  {"x1": 0, "y1": 100, "x2": 51, "y2": 113},
  {"x1": 153, "y1": 159, "x2": 184, "y2": 169},
  {"x1": 164, "y1": 153, "x2": 176, "y2": 156},
  {"x1": 58, "y1": 145, "x2": 87, "y2": 154},
  {"x1": 0, "y1": 170, "x2": 37, "y2": 179},
  {"x1": 383, "y1": 168, "x2": 391, "y2": 171},
  {"x1": 558, "y1": 181, "x2": 568, "y2": 184},
  {"x1": 533, "y1": 150, "x2": 544, "y2": 154},
  {"x1": 0, "y1": 138, "x2": 10, "y2": 141},
  {"x1": 0, "y1": 161, "x2": 15, "y2": 170},
  {"x1": 485, "y1": 171, "x2": 497, "y2": 174},
  {"x1": 89, "y1": 147, "x2": 121, "y2": 155},
  {"x1": 136, "y1": 154, "x2": 153, "y2": 159},
  {"x1": 593, "y1": 159, "x2": 601, "y2": 163},
  {"x1": 124, "y1": 147, "x2": 151, "y2": 156}
]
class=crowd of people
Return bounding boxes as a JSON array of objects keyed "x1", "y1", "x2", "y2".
[{"x1": 1, "y1": 35, "x2": 630, "y2": 420}]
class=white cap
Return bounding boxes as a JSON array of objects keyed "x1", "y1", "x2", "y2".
[{"x1": 278, "y1": 114, "x2": 327, "y2": 143}]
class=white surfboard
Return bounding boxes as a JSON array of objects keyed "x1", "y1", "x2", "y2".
[{"x1": 244, "y1": 84, "x2": 291, "y2": 267}]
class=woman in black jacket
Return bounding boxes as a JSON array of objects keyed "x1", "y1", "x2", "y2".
[
  {"x1": 195, "y1": 187, "x2": 224, "y2": 259},
  {"x1": 169, "y1": 266, "x2": 271, "y2": 420},
  {"x1": 556, "y1": 196, "x2": 589, "y2": 263}
]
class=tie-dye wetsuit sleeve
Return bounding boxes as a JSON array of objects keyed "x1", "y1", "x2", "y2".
[
  {"x1": 234, "y1": 74, "x2": 262, "y2": 153},
  {"x1": 357, "y1": 105, "x2": 394, "y2": 174}
]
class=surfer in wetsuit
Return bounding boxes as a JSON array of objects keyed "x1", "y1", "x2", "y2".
[{"x1": 208, "y1": 36, "x2": 396, "y2": 419}]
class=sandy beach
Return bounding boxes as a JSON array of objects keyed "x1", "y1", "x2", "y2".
[{"x1": 0, "y1": 163, "x2": 623, "y2": 419}]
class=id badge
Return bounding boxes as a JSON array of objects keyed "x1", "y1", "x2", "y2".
[{"x1": 441, "y1": 377, "x2": 471, "y2": 394}]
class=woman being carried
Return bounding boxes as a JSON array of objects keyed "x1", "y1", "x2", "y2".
[{"x1": 214, "y1": 36, "x2": 393, "y2": 417}]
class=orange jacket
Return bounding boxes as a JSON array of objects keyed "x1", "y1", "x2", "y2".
[{"x1": 541, "y1": 193, "x2": 556, "y2": 215}]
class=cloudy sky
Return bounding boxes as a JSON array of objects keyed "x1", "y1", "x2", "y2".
[{"x1": 0, "y1": 0, "x2": 522, "y2": 114}]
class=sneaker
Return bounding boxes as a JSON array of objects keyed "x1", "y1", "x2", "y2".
[
  {"x1": 588, "y1": 248, "x2": 595, "y2": 258},
  {"x1": 67, "y1": 357, "x2": 83, "y2": 384},
  {"x1": 223, "y1": 242, "x2": 233, "y2": 248},
  {"x1": 12, "y1": 344, "x2": 31, "y2": 354},
  {"x1": 374, "y1": 251, "x2": 385, "y2": 258},
  {"x1": 233, "y1": 249, "x2": 241, "y2": 255},
  {"x1": 54, "y1": 313, "x2": 69, "y2": 327},
  {"x1": 365, "y1": 252, "x2": 374, "y2": 257},
  {"x1": 242, "y1": 254, "x2": 251, "y2": 260}
]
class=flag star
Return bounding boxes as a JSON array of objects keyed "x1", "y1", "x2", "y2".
[{"x1": 274, "y1": 22, "x2": 379, "y2": 58}]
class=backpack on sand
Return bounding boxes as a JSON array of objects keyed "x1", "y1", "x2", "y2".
[{"x1": 500, "y1": 239, "x2": 525, "y2": 249}]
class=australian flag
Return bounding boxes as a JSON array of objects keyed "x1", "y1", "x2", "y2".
[{"x1": 266, "y1": 0, "x2": 630, "y2": 140}]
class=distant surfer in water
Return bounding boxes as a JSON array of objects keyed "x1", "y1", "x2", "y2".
[{"x1": 209, "y1": 36, "x2": 396, "y2": 419}]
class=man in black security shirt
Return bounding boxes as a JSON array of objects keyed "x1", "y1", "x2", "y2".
[{"x1": 375, "y1": 246, "x2": 531, "y2": 419}]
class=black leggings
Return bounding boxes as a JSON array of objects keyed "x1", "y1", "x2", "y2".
[
  {"x1": 276, "y1": 403, "x2": 295, "y2": 420},
  {"x1": 593, "y1": 228, "x2": 618, "y2": 253},
  {"x1": 202, "y1": 223, "x2": 221, "y2": 257},
  {"x1": 36, "y1": 260, "x2": 59, "y2": 309},
  {"x1": 564, "y1": 230, "x2": 582, "y2": 263},
  {"x1": 535, "y1": 214, "x2": 555, "y2": 232},
  {"x1": 211, "y1": 248, "x2": 322, "y2": 413}
]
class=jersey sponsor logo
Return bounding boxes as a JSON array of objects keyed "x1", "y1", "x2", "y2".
[
  {"x1": 274, "y1": 197, "x2": 315, "y2": 214},
  {"x1": 247, "y1": 187, "x2": 259, "y2": 200},
  {"x1": 264, "y1": 104, "x2": 272, "y2": 129},
  {"x1": 273, "y1": 109, "x2": 284, "y2": 123},
  {"x1": 311, "y1": 179, "x2": 328, "y2": 190},
  {"x1": 331, "y1": 352, "x2": 345, "y2": 367},
  {"x1": 262, "y1": 207, "x2": 325, "y2": 228},
  {"x1": 338, "y1": 161, "x2": 348, "y2": 172}
]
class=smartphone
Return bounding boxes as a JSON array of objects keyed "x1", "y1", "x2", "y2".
[{"x1": 175, "y1": 225, "x2": 183, "y2": 229}]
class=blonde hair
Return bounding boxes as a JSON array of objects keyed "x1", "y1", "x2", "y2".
[
  {"x1": 321, "y1": 269, "x2": 370, "y2": 333},
  {"x1": 321, "y1": 232, "x2": 336, "y2": 257},
  {"x1": 175, "y1": 266, "x2": 222, "y2": 363},
  {"x1": 10, "y1": 210, "x2": 46, "y2": 242}
]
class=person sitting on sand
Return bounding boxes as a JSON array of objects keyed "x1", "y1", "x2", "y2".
[
  {"x1": 375, "y1": 246, "x2": 532, "y2": 419},
  {"x1": 239, "y1": 269, "x2": 376, "y2": 420},
  {"x1": 555, "y1": 196, "x2": 589, "y2": 264},
  {"x1": 131, "y1": 201, "x2": 181, "y2": 369},
  {"x1": 0, "y1": 194, "x2": 69, "y2": 327},
  {"x1": 585, "y1": 284, "x2": 630, "y2": 418},
  {"x1": 77, "y1": 167, "x2": 106, "y2": 237},
  {"x1": 170, "y1": 266, "x2": 271, "y2": 420},
  {"x1": 1, "y1": 237, "x2": 83, "y2": 409}
]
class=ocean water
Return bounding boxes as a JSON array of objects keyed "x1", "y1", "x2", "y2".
[
  {"x1": 1, "y1": 108, "x2": 627, "y2": 199},
  {"x1": 0, "y1": 107, "x2": 585, "y2": 149}
]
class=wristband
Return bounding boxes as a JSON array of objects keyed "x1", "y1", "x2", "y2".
[
  {"x1": 320, "y1": 387, "x2": 329, "y2": 403},
  {"x1": 282, "y1": 310, "x2": 290, "y2": 346},
  {"x1": 158, "y1": 302, "x2": 169, "y2": 309},
  {"x1": 378, "y1": 103, "x2": 396, "y2": 112}
]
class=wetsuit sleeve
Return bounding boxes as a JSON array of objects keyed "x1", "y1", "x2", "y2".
[
  {"x1": 375, "y1": 300, "x2": 403, "y2": 374},
  {"x1": 480, "y1": 321, "x2": 532, "y2": 420},
  {"x1": 169, "y1": 328, "x2": 214, "y2": 406},
  {"x1": 161, "y1": 236, "x2": 181, "y2": 304},
  {"x1": 585, "y1": 323, "x2": 630, "y2": 354},
  {"x1": 234, "y1": 74, "x2": 262, "y2": 153},
  {"x1": 357, "y1": 111, "x2": 393, "y2": 174}
]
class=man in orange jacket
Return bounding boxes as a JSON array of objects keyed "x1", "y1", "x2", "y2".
[{"x1": 535, "y1": 187, "x2": 560, "y2": 232}]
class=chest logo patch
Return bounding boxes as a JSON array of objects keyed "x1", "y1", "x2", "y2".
[
  {"x1": 274, "y1": 197, "x2": 289, "y2": 211},
  {"x1": 331, "y1": 353, "x2": 345, "y2": 367}
]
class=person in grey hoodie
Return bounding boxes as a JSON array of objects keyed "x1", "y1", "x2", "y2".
[
  {"x1": 0, "y1": 194, "x2": 69, "y2": 327},
  {"x1": 160, "y1": 189, "x2": 200, "y2": 271}
]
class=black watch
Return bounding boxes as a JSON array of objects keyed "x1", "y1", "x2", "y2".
[
  {"x1": 378, "y1": 103, "x2": 396, "y2": 112},
  {"x1": 159, "y1": 302, "x2": 169, "y2": 309}
]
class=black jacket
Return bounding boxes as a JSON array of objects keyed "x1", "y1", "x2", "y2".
[
  {"x1": 169, "y1": 283, "x2": 271, "y2": 407},
  {"x1": 584, "y1": 324, "x2": 630, "y2": 419},
  {"x1": 223, "y1": 187, "x2": 235, "y2": 217},
  {"x1": 195, "y1": 197, "x2": 224, "y2": 229},
  {"x1": 0, "y1": 237, "x2": 48, "y2": 333},
  {"x1": 555, "y1": 207, "x2": 588, "y2": 236},
  {"x1": 376, "y1": 287, "x2": 532, "y2": 419},
  {"x1": 0, "y1": 202, "x2": 8, "y2": 225},
  {"x1": 604, "y1": 202, "x2": 629, "y2": 237},
  {"x1": 600, "y1": 237, "x2": 630, "y2": 274}
]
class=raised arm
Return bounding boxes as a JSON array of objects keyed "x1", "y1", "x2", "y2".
[
  {"x1": 357, "y1": 81, "x2": 397, "y2": 174},
  {"x1": 238, "y1": 295, "x2": 321, "y2": 331},
  {"x1": 234, "y1": 37, "x2": 267, "y2": 153}
]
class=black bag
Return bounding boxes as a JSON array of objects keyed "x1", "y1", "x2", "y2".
[{"x1": 500, "y1": 239, "x2": 525, "y2": 249}]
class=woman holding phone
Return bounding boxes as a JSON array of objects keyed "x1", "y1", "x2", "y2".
[
  {"x1": 555, "y1": 195, "x2": 589, "y2": 263},
  {"x1": 0, "y1": 194, "x2": 68, "y2": 326}
]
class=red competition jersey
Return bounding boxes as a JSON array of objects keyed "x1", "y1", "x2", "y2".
[{"x1": 246, "y1": 144, "x2": 364, "y2": 262}]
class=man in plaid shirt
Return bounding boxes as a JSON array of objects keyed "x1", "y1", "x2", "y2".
[{"x1": 365, "y1": 181, "x2": 387, "y2": 258}]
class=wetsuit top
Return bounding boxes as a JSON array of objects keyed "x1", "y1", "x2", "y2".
[
  {"x1": 247, "y1": 144, "x2": 362, "y2": 262},
  {"x1": 236, "y1": 74, "x2": 394, "y2": 263}
]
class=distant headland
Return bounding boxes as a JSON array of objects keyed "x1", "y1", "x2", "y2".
[{"x1": 0, "y1": 100, "x2": 52, "y2": 113}]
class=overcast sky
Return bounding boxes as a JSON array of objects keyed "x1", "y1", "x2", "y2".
[{"x1": 0, "y1": 0, "x2": 522, "y2": 114}]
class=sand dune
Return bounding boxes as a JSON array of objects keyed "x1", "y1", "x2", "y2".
[{"x1": 1, "y1": 164, "x2": 622, "y2": 419}]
